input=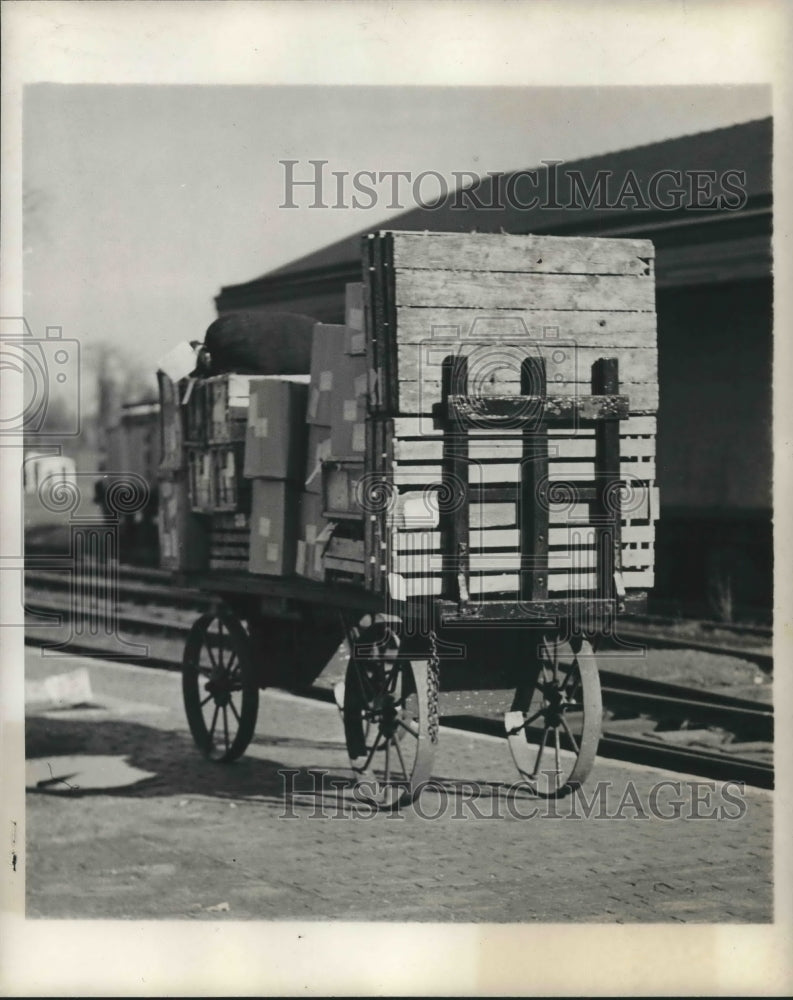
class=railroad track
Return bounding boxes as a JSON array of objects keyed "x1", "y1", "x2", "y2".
[{"x1": 24, "y1": 565, "x2": 774, "y2": 789}]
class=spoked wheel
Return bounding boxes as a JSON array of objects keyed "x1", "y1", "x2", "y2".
[
  {"x1": 341, "y1": 621, "x2": 439, "y2": 810},
  {"x1": 182, "y1": 608, "x2": 259, "y2": 762},
  {"x1": 504, "y1": 634, "x2": 601, "y2": 797}
]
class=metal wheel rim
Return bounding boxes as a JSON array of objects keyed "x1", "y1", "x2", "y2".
[
  {"x1": 505, "y1": 635, "x2": 602, "y2": 797},
  {"x1": 342, "y1": 624, "x2": 438, "y2": 809},
  {"x1": 182, "y1": 609, "x2": 259, "y2": 763}
]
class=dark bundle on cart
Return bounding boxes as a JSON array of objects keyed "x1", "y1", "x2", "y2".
[{"x1": 157, "y1": 230, "x2": 659, "y2": 808}]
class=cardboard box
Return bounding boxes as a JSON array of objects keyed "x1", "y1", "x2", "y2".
[
  {"x1": 295, "y1": 492, "x2": 333, "y2": 582},
  {"x1": 249, "y1": 479, "x2": 299, "y2": 576},
  {"x1": 158, "y1": 471, "x2": 208, "y2": 572},
  {"x1": 345, "y1": 283, "x2": 367, "y2": 355},
  {"x1": 304, "y1": 424, "x2": 332, "y2": 494},
  {"x1": 329, "y1": 353, "x2": 368, "y2": 458},
  {"x1": 295, "y1": 538, "x2": 326, "y2": 582},
  {"x1": 307, "y1": 324, "x2": 347, "y2": 425},
  {"x1": 299, "y1": 492, "x2": 326, "y2": 544},
  {"x1": 322, "y1": 460, "x2": 365, "y2": 520},
  {"x1": 243, "y1": 376, "x2": 309, "y2": 479}
]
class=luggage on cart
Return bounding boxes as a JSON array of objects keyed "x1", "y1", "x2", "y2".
[
  {"x1": 158, "y1": 229, "x2": 660, "y2": 811},
  {"x1": 204, "y1": 310, "x2": 317, "y2": 376}
]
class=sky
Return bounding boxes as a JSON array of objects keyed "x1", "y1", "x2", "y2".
[{"x1": 23, "y1": 83, "x2": 771, "y2": 405}]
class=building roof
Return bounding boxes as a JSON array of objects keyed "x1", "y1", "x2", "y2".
[{"x1": 216, "y1": 117, "x2": 771, "y2": 317}]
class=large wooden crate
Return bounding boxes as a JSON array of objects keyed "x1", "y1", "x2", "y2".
[{"x1": 362, "y1": 230, "x2": 659, "y2": 602}]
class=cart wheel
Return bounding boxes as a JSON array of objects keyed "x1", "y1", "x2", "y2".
[
  {"x1": 504, "y1": 634, "x2": 601, "y2": 797},
  {"x1": 342, "y1": 623, "x2": 438, "y2": 809},
  {"x1": 182, "y1": 608, "x2": 259, "y2": 762}
]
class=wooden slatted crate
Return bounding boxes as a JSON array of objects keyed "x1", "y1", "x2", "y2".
[{"x1": 362, "y1": 230, "x2": 659, "y2": 604}]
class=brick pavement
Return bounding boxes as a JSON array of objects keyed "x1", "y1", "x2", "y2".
[{"x1": 23, "y1": 651, "x2": 772, "y2": 922}]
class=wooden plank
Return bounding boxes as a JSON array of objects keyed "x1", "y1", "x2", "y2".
[
  {"x1": 593, "y1": 358, "x2": 622, "y2": 600},
  {"x1": 447, "y1": 393, "x2": 631, "y2": 424},
  {"x1": 394, "y1": 270, "x2": 655, "y2": 312},
  {"x1": 390, "y1": 459, "x2": 656, "y2": 485},
  {"x1": 438, "y1": 593, "x2": 648, "y2": 624},
  {"x1": 520, "y1": 357, "x2": 548, "y2": 601},
  {"x1": 392, "y1": 524, "x2": 655, "y2": 550},
  {"x1": 363, "y1": 410, "x2": 376, "y2": 591},
  {"x1": 397, "y1": 343, "x2": 657, "y2": 385},
  {"x1": 440, "y1": 355, "x2": 469, "y2": 601},
  {"x1": 398, "y1": 381, "x2": 658, "y2": 413},
  {"x1": 392, "y1": 414, "x2": 656, "y2": 438},
  {"x1": 402, "y1": 487, "x2": 655, "y2": 528},
  {"x1": 388, "y1": 567, "x2": 653, "y2": 598},
  {"x1": 394, "y1": 307, "x2": 657, "y2": 346},
  {"x1": 392, "y1": 547, "x2": 652, "y2": 573},
  {"x1": 470, "y1": 502, "x2": 516, "y2": 528},
  {"x1": 382, "y1": 233, "x2": 399, "y2": 415},
  {"x1": 366, "y1": 233, "x2": 389, "y2": 414},
  {"x1": 393, "y1": 435, "x2": 655, "y2": 462},
  {"x1": 390, "y1": 231, "x2": 654, "y2": 275}
]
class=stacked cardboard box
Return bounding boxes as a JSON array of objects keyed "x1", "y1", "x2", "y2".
[
  {"x1": 158, "y1": 284, "x2": 370, "y2": 584},
  {"x1": 244, "y1": 376, "x2": 309, "y2": 575},
  {"x1": 294, "y1": 324, "x2": 343, "y2": 581}
]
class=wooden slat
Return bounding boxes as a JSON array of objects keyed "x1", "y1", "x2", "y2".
[
  {"x1": 392, "y1": 547, "x2": 652, "y2": 573},
  {"x1": 397, "y1": 343, "x2": 657, "y2": 385},
  {"x1": 392, "y1": 524, "x2": 655, "y2": 550},
  {"x1": 394, "y1": 307, "x2": 657, "y2": 346},
  {"x1": 519, "y1": 357, "x2": 548, "y2": 600},
  {"x1": 392, "y1": 414, "x2": 656, "y2": 438},
  {"x1": 397, "y1": 380, "x2": 658, "y2": 413},
  {"x1": 390, "y1": 232, "x2": 654, "y2": 275},
  {"x1": 388, "y1": 567, "x2": 653, "y2": 598},
  {"x1": 390, "y1": 460, "x2": 656, "y2": 485},
  {"x1": 394, "y1": 270, "x2": 655, "y2": 312},
  {"x1": 593, "y1": 358, "x2": 622, "y2": 600},
  {"x1": 393, "y1": 435, "x2": 655, "y2": 462},
  {"x1": 441, "y1": 355, "x2": 469, "y2": 601}
]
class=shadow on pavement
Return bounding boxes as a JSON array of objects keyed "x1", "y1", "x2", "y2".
[{"x1": 25, "y1": 714, "x2": 353, "y2": 810}]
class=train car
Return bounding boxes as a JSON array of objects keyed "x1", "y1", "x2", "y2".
[{"x1": 99, "y1": 399, "x2": 162, "y2": 564}]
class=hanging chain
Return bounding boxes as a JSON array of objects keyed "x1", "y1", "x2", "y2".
[{"x1": 426, "y1": 629, "x2": 440, "y2": 744}]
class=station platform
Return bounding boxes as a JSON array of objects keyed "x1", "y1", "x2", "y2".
[{"x1": 23, "y1": 650, "x2": 772, "y2": 923}]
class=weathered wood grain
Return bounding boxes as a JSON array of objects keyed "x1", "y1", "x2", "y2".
[
  {"x1": 392, "y1": 414, "x2": 657, "y2": 438},
  {"x1": 388, "y1": 566, "x2": 654, "y2": 598},
  {"x1": 393, "y1": 546, "x2": 653, "y2": 573},
  {"x1": 393, "y1": 433, "x2": 655, "y2": 462},
  {"x1": 396, "y1": 379, "x2": 658, "y2": 413},
  {"x1": 390, "y1": 459, "x2": 656, "y2": 485},
  {"x1": 393, "y1": 307, "x2": 657, "y2": 346},
  {"x1": 394, "y1": 270, "x2": 656, "y2": 311},
  {"x1": 392, "y1": 524, "x2": 655, "y2": 550},
  {"x1": 390, "y1": 231, "x2": 654, "y2": 275},
  {"x1": 396, "y1": 343, "x2": 657, "y2": 385}
]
